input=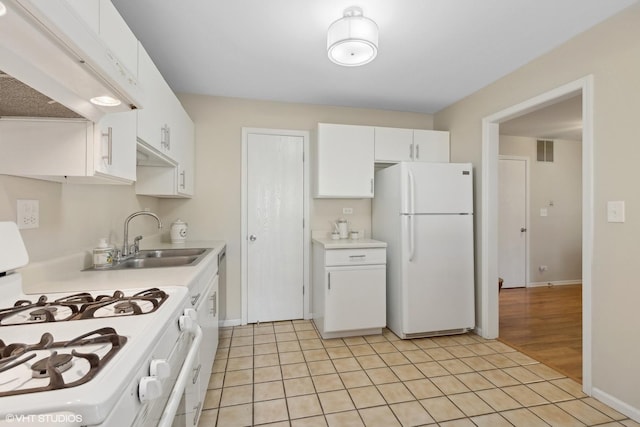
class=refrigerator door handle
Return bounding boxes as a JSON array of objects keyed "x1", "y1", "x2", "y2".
[
  {"x1": 408, "y1": 215, "x2": 416, "y2": 262},
  {"x1": 408, "y1": 169, "x2": 416, "y2": 214}
]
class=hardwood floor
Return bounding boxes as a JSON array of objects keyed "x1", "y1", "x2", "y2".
[{"x1": 498, "y1": 284, "x2": 582, "y2": 382}]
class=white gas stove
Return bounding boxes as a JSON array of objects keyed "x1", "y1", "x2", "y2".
[{"x1": 0, "y1": 223, "x2": 200, "y2": 426}]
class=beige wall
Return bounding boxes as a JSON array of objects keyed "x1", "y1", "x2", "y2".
[
  {"x1": 0, "y1": 175, "x2": 160, "y2": 262},
  {"x1": 435, "y1": 4, "x2": 640, "y2": 414},
  {"x1": 160, "y1": 96, "x2": 434, "y2": 323},
  {"x1": 500, "y1": 136, "x2": 582, "y2": 284}
]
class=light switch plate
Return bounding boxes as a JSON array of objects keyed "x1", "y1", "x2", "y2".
[
  {"x1": 540, "y1": 208, "x2": 548, "y2": 217},
  {"x1": 607, "y1": 201, "x2": 625, "y2": 223}
]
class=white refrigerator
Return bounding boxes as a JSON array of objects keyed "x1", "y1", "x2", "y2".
[{"x1": 372, "y1": 162, "x2": 475, "y2": 338}]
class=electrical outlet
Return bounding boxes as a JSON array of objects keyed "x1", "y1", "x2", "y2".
[
  {"x1": 539, "y1": 265, "x2": 548, "y2": 273},
  {"x1": 17, "y1": 199, "x2": 39, "y2": 229},
  {"x1": 342, "y1": 207, "x2": 353, "y2": 215}
]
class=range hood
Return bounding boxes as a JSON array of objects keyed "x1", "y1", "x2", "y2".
[{"x1": 0, "y1": 0, "x2": 143, "y2": 122}]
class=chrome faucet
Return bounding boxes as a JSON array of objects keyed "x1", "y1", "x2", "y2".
[{"x1": 120, "y1": 211, "x2": 162, "y2": 258}]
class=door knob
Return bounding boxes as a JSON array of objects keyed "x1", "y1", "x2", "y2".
[
  {"x1": 249, "y1": 234, "x2": 257, "y2": 241},
  {"x1": 520, "y1": 227, "x2": 527, "y2": 232}
]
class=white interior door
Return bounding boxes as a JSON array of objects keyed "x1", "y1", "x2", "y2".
[
  {"x1": 247, "y1": 132, "x2": 304, "y2": 323},
  {"x1": 498, "y1": 157, "x2": 528, "y2": 288}
]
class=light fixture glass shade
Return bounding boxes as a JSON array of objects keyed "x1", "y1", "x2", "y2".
[{"x1": 327, "y1": 6, "x2": 378, "y2": 67}]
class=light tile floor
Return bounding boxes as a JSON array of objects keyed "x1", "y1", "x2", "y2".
[{"x1": 197, "y1": 320, "x2": 639, "y2": 427}]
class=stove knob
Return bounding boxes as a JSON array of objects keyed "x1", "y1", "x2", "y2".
[
  {"x1": 138, "y1": 376, "x2": 162, "y2": 402},
  {"x1": 179, "y1": 314, "x2": 195, "y2": 332},
  {"x1": 150, "y1": 359, "x2": 171, "y2": 379},
  {"x1": 184, "y1": 308, "x2": 197, "y2": 321}
]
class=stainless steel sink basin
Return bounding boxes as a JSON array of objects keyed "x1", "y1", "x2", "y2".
[
  {"x1": 137, "y1": 248, "x2": 208, "y2": 258},
  {"x1": 113, "y1": 255, "x2": 200, "y2": 269},
  {"x1": 85, "y1": 247, "x2": 212, "y2": 270}
]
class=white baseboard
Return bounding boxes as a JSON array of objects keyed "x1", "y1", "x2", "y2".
[
  {"x1": 219, "y1": 319, "x2": 242, "y2": 327},
  {"x1": 592, "y1": 387, "x2": 640, "y2": 422},
  {"x1": 527, "y1": 279, "x2": 582, "y2": 288}
]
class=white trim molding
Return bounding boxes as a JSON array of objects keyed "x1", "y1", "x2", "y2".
[
  {"x1": 592, "y1": 388, "x2": 640, "y2": 423},
  {"x1": 481, "y1": 76, "x2": 594, "y2": 394}
]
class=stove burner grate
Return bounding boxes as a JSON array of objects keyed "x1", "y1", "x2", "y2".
[
  {"x1": 0, "y1": 327, "x2": 127, "y2": 397},
  {"x1": 0, "y1": 288, "x2": 168, "y2": 326}
]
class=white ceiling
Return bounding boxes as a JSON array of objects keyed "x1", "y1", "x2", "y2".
[{"x1": 112, "y1": 0, "x2": 636, "y2": 115}]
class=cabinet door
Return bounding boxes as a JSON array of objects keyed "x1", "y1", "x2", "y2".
[
  {"x1": 94, "y1": 110, "x2": 137, "y2": 181},
  {"x1": 315, "y1": 123, "x2": 374, "y2": 198},
  {"x1": 413, "y1": 130, "x2": 450, "y2": 162},
  {"x1": 324, "y1": 266, "x2": 386, "y2": 332},
  {"x1": 137, "y1": 43, "x2": 173, "y2": 154},
  {"x1": 173, "y1": 100, "x2": 195, "y2": 197},
  {"x1": 99, "y1": 0, "x2": 138, "y2": 77},
  {"x1": 374, "y1": 127, "x2": 413, "y2": 163}
]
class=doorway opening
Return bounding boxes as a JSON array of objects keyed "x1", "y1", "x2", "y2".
[
  {"x1": 480, "y1": 76, "x2": 593, "y2": 393},
  {"x1": 497, "y1": 96, "x2": 583, "y2": 382}
]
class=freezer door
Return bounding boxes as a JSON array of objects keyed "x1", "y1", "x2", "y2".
[
  {"x1": 400, "y1": 162, "x2": 473, "y2": 214},
  {"x1": 401, "y1": 214, "x2": 475, "y2": 335}
]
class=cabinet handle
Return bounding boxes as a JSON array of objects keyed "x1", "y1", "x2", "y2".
[
  {"x1": 180, "y1": 170, "x2": 186, "y2": 189},
  {"x1": 214, "y1": 292, "x2": 217, "y2": 317},
  {"x1": 191, "y1": 293, "x2": 201, "y2": 306},
  {"x1": 349, "y1": 255, "x2": 366, "y2": 259},
  {"x1": 192, "y1": 402, "x2": 202, "y2": 426},
  {"x1": 410, "y1": 144, "x2": 414, "y2": 159},
  {"x1": 416, "y1": 144, "x2": 420, "y2": 159},
  {"x1": 161, "y1": 124, "x2": 171, "y2": 150},
  {"x1": 192, "y1": 363, "x2": 201, "y2": 384},
  {"x1": 370, "y1": 178, "x2": 374, "y2": 194},
  {"x1": 328, "y1": 272, "x2": 331, "y2": 290},
  {"x1": 102, "y1": 127, "x2": 113, "y2": 165}
]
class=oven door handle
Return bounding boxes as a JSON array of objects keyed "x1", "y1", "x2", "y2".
[{"x1": 157, "y1": 325, "x2": 203, "y2": 427}]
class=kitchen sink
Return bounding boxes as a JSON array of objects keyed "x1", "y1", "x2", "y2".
[
  {"x1": 112, "y1": 255, "x2": 200, "y2": 269},
  {"x1": 137, "y1": 248, "x2": 208, "y2": 258},
  {"x1": 86, "y1": 248, "x2": 212, "y2": 270}
]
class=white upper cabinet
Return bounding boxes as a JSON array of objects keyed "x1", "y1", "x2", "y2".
[
  {"x1": 314, "y1": 123, "x2": 375, "y2": 198},
  {"x1": 0, "y1": 117, "x2": 135, "y2": 184},
  {"x1": 413, "y1": 129, "x2": 450, "y2": 163},
  {"x1": 135, "y1": 43, "x2": 195, "y2": 198},
  {"x1": 172, "y1": 100, "x2": 195, "y2": 197},
  {"x1": 95, "y1": 110, "x2": 137, "y2": 181},
  {"x1": 137, "y1": 43, "x2": 172, "y2": 154},
  {"x1": 374, "y1": 127, "x2": 414, "y2": 162},
  {"x1": 374, "y1": 127, "x2": 450, "y2": 163},
  {"x1": 98, "y1": 0, "x2": 138, "y2": 79}
]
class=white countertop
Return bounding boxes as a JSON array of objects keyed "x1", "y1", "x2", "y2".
[
  {"x1": 312, "y1": 237, "x2": 387, "y2": 249},
  {"x1": 19, "y1": 240, "x2": 226, "y2": 294}
]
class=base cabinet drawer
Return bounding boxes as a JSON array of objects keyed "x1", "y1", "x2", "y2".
[{"x1": 324, "y1": 248, "x2": 386, "y2": 266}]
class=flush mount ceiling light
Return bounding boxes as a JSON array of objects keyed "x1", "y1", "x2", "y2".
[
  {"x1": 0, "y1": 2, "x2": 7, "y2": 17},
  {"x1": 90, "y1": 95, "x2": 122, "y2": 107},
  {"x1": 327, "y1": 6, "x2": 378, "y2": 67}
]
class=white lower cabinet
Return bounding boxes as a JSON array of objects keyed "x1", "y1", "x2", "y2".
[{"x1": 312, "y1": 240, "x2": 386, "y2": 339}]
